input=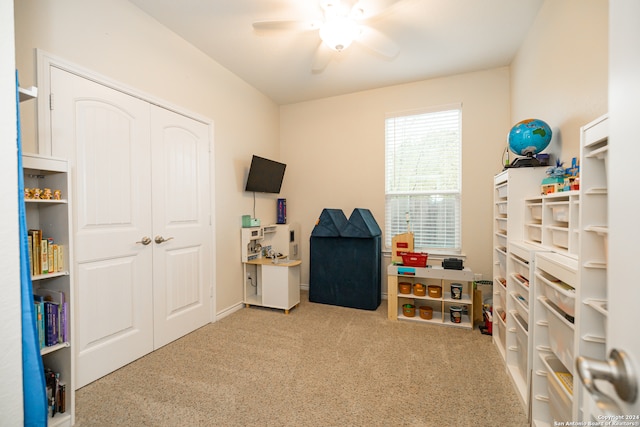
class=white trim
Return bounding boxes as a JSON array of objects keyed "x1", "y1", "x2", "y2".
[{"x1": 216, "y1": 302, "x2": 244, "y2": 320}]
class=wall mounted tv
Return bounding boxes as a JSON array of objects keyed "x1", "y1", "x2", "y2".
[{"x1": 245, "y1": 155, "x2": 287, "y2": 194}]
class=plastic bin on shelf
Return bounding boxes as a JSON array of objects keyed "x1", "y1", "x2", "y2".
[
  {"x1": 551, "y1": 205, "x2": 569, "y2": 223},
  {"x1": 550, "y1": 227, "x2": 569, "y2": 249},
  {"x1": 541, "y1": 354, "x2": 573, "y2": 423},
  {"x1": 540, "y1": 296, "x2": 575, "y2": 374},
  {"x1": 539, "y1": 275, "x2": 576, "y2": 317},
  {"x1": 529, "y1": 204, "x2": 542, "y2": 221}
]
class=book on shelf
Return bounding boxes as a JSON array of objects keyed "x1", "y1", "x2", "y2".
[
  {"x1": 33, "y1": 295, "x2": 45, "y2": 349},
  {"x1": 28, "y1": 229, "x2": 41, "y2": 275},
  {"x1": 47, "y1": 238, "x2": 54, "y2": 274},
  {"x1": 45, "y1": 368, "x2": 66, "y2": 417},
  {"x1": 41, "y1": 238, "x2": 49, "y2": 274},
  {"x1": 28, "y1": 235, "x2": 33, "y2": 276},
  {"x1": 44, "y1": 301, "x2": 59, "y2": 347}
]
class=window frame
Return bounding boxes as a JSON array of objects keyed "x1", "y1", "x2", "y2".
[{"x1": 384, "y1": 103, "x2": 463, "y2": 254}]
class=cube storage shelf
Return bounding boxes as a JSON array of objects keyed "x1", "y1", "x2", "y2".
[{"x1": 387, "y1": 265, "x2": 474, "y2": 329}]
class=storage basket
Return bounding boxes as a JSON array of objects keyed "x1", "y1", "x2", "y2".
[
  {"x1": 419, "y1": 306, "x2": 433, "y2": 320},
  {"x1": 428, "y1": 285, "x2": 442, "y2": 298},
  {"x1": 400, "y1": 252, "x2": 428, "y2": 267},
  {"x1": 399, "y1": 282, "x2": 412, "y2": 294},
  {"x1": 413, "y1": 283, "x2": 426, "y2": 296},
  {"x1": 402, "y1": 304, "x2": 416, "y2": 317}
]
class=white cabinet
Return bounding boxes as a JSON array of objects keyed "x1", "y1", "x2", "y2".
[
  {"x1": 493, "y1": 168, "x2": 547, "y2": 363},
  {"x1": 387, "y1": 265, "x2": 475, "y2": 329},
  {"x1": 243, "y1": 259, "x2": 301, "y2": 313},
  {"x1": 23, "y1": 153, "x2": 74, "y2": 426}
]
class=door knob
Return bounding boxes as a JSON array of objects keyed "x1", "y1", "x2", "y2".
[
  {"x1": 577, "y1": 349, "x2": 638, "y2": 415},
  {"x1": 135, "y1": 236, "x2": 152, "y2": 245},
  {"x1": 154, "y1": 235, "x2": 174, "y2": 244}
]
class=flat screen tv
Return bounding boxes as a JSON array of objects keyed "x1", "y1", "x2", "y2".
[{"x1": 245, "y1": 155, "x2": 287, "y2": 194}]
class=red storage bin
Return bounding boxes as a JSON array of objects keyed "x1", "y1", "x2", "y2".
[{"x1": 400, "y1": 252, "x2": 428, "y2": 267}]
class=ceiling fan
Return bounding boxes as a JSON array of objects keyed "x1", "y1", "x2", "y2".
[{"x1": 252, "y1": 0, "x2": 401, "y2": 72}]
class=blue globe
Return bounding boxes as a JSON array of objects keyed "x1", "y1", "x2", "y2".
[{"x1": 508, "y1": 119, "x2": 552, "y2": 156}]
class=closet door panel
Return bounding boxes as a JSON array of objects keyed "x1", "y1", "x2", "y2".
[
  {"x1": 150, "y1": 105, "x2": 212, "y2": 349},
  {"x1": 50, "y1": 67, "x2": 154, "y2": 388}
]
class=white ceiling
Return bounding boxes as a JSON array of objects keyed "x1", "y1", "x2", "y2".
[{"x1": 128, "y1": 0, "x2": 544, "y2": 105}]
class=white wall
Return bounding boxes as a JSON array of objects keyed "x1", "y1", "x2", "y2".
[
  {"x1": 280, "y1": 68, "x2": 512, "y2": 288},
  {"x1": 13, "y1": 0, "x2": 281, "y2": 313},
  {"x1": 0, "y1": 0, "x2": 24, "y2": 422},
  {"x1": 511, "y1": 0, "x2": 608, "y2": 162}
]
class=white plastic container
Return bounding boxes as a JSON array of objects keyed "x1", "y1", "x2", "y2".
[
  {"x1": 551, "y1": 205, "x2": 569, "y2": 222},
  {"x1": 539, "y1": 274, "x2": 576, "y2": 317},
  {"x1": 496, "y1": 183, "x2": 508, "y2": 199},
  {"x1": 516, "y1": 321, "x2": 528, "y2": 379},
  {"x1": 526, "y1": 224, "x2": 542, "y2": 243},
  {"x1": 540, "y1": 296, "x2": 575, "y2": 374},
  {"x1": 541, "y1": 355, "x2": 573, "y2": 423},
  {"x1": 550, "y1": 227, "x2": 569, "y2": 249},
  {"x1": 497, "y1": 201, "x2": 508, "y2": 215},
  {"x1": 529, "y1": 203, "x2": 542, "y2": 221}
]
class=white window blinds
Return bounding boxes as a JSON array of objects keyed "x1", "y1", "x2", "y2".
[{"x1": 385, "y1": 105, "x2": 462, "y2": 252}]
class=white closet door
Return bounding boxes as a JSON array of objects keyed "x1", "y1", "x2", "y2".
[
  {"x1": 50, "y1": 67, "x2": 154, "y2": 388},
  {"x1": 150, "y1": 106, "x2": 212, "y2": 349}
]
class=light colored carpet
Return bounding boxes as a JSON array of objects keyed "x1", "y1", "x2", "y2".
[{"x1": 75, "y1": 293, "x2": 528, "y2": 426}]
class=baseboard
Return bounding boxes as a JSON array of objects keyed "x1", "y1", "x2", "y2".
[{"x1": 216, "y1": 301, "x2": 244, "y2": 321}]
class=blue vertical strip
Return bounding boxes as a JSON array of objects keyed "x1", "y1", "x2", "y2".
[{"x1": 16, "y1": 72, "x2": 48, "y2": 426}]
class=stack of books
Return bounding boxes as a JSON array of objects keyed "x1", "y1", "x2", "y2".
[
  {"x1": 27, "y1": 229, "x2": 64, "y2": 276},
  {"x1": 33, "y1": 289, "x2": 68, "y2": 349}
]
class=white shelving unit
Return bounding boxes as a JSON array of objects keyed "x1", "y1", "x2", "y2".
[
  {"x1": 387, "y1": 265, "x2": 475, "y2": 329},
  {"x1": 529, "y1": 114, "x2": 609, "y2": 425},
  {"x1": 493, "y1": 168, "x2": 547, "y2": 364},
  {"x1": 576, "y1": 114, "x2": 609, "y2": 421},
  {"x1": 23, "y1": 152, "x2": 75, "y2": 426},
  {"x1": 531, "y1": 251, "x2": 578, "y2": 425},
  {"x1": 505, "y1": 240, "x2": 549, "y2": 415},
  {"x1": 524, "y1": 191, "x2": 580, "y2": 258}
]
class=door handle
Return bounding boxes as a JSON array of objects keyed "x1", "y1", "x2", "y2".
[
  {"x1": 577, "y1": 349, "x2": 638, "y2": 415},
  {"x1": 154, "y1": 235, "x2": 174, "y2": 244},
  {"x1": 136, "y1": 236, "x2": 152, "y2": 245}
]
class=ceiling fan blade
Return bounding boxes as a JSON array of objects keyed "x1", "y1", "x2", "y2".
[
  {"x1": 252, "y1": 20, "x2": 321, "y2": 32},
  {"x1": 352, "y1": 0, "x2": 404, "y2": 20},
  {"x1": 311, "y1": 42, "x2": 335, "y2": 73},
  {"x1": 356, "y1": 25, "x2": 399, "y2": 58}
]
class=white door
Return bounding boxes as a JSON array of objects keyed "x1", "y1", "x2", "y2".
[
  {"x1": 50, "y1": 67, "x2": 213, "y2": 388},
  {"x1": 50, "y1": 67, "x2": 154, "y2": 388},
  {"x1": 150, "y1": 106, "x2": 212, "y2": 348},
  {"x1": 605, "y1": 0, "x2": 640, "y2": 416}
]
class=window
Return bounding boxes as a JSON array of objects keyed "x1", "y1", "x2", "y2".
[{"x1": 385, "y1": 105, "x2": 462, "y2": 253}]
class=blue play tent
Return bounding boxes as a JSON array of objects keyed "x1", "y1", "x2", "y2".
[{"x1": 309, "y1": 208, "x2": 382, "y2": 310}]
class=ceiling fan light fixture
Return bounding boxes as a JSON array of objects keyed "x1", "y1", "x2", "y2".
[{"x1": 319, "y1": 16, "x2": 360, "y2": 52}]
